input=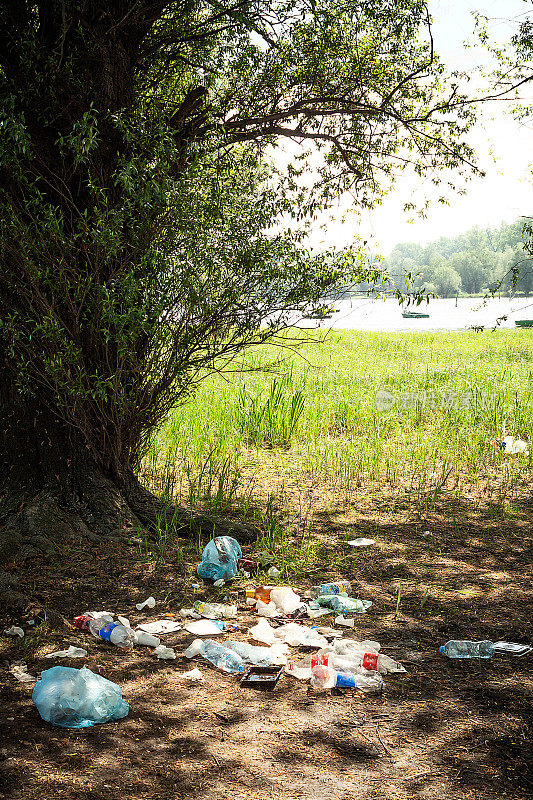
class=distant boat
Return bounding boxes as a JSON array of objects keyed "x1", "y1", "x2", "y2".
[
  {"x1": 402, "y1": 310, "x2": 430, "y2": 319},
  {"x1": 515, "y1": 320, "x2": 533, "y2": 328},
  {"x1": 303, "y1": 305, "x2": 336, "y2": 320}
]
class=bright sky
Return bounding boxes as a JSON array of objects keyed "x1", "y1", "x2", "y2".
[{"x1": 308, "y1": 0, "x2": 533, "y2": 256}]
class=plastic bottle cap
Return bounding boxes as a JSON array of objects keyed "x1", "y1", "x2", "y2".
[
  {"x1": 438, "y1": 646, "x2": 445, "y2": 654},
  {"x1": 245, "y1": 589, "x2": 255, "y2": 598}
]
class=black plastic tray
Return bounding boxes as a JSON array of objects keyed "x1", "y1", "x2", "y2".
[{"x1": 240, "y1": 665, "x2": 283, "y2": 690}]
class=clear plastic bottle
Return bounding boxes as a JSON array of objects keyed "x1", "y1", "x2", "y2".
[
  {"x1": 198, "y1": 639, "x2": 245, "y2": 673},
  {"x1": 439, "y1": 640, "x2": 494, "y2": 659},
  {"x1": 88, "y1": 620, "x2": 135, "y2": 648},
  {"x1": 311, "y1": 580, "x2": 351, "y2": 597},
  {"x1": 225, "y1": 640, "x2": 286, "y2": 666},
  {"x1": 193, "y1": 601, "x2": 237, "y2": 619}
]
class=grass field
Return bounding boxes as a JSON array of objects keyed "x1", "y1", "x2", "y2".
[{"x1": 143, "y1": 329, "x2": 533, "y2": 527}]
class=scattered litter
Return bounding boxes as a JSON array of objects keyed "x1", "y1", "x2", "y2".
[
  {"x1": 136, "y1": 596, "x2": 156, "y2": 611},
  {"x1": 284, "y1": 663, "x2": 313, "y2": 680},
  {"x1": 240, "y1": 665, "x2": 283, "y2": 690},
  {"x1": 180, "y1": 667, "x2": 204, "y2": 682},
  {"x1": 213, "y1": 579, "x2": 225, "y2": 587},
  {"x1": 313, "y1": 643, "x2": 405, "y2": 674},
  {"x1": 154, "y1": 645, "x2": 176, "y2": 660},
  {"x1": 225, "y1": 640, "x2": 288, "y2": 666},
  {"x1": 193, "y1": 601, "x2": 237, "y2": 619},
  {"x1": 315, "y1": 626, "x2": 343, "y2": 639},
  {"x1": 317, "y1": 595, "x2": 372, "y2": 614},
  {"x1": 44, "y1": 646, "x2": 88, "y2": 659},
  {"x1": 249, "y1": 617, "x2": 277, "y2": 645},
  {"x1": 137, "y1": 620, "x2": 182, "y2": 635},
  {"x1": 493, "y1": 641, "x2": 532, "y2": 657},
  {"x1": 421, "y1": 530, "x2": 431, "y2": 537},
  {"x1": 246, "y1": 585, "x2": 273, "y2": 602},
  {"x1": 187, "y1": 638, "x2": 244, "y2": 673},
  {"x1": 134, "y1": 631, "x2": 160, "y2": 647},
  {"x1": 256, "y1": 599, "x2": 278, "y2": 618},
  {"x1": 191, "y1": 583, "x2": 200, "y2": 590},
  {"x1": 311, "y1": 581, "x2": 351, "y2": 597},
  {"x1": 348, "y1": 538, "x2": 375, "y2": 547},
  {"x1": 179, "y1": 608, "x2": 201, "y2": 619},
  {"x1": 439, "y1": 640, "x2": 494, "y2": 659},
  {"x1": 270, "y1": 587, "x2": 301, "y2": 615},
  {"x1": 4, "y1": 626, "x2": 24, "y2": 638},
  {"x1": 275, "y1": 623, "x2": 328, "y2": 649},
  {"x1": 27, "y1": 620, "x2": 35, "y2": 626},
  {"x1": 494, "y1": 436, "x2": 529, "y2": 455},
  {"x1": 335, "y1": 615, "x2": 355, "y2": 628},
  {"x1": 306, "y1": 606, "x2": 332, "y2": 619},
  {"x1": 9, "y1": 662, "x2": 36, "y2": 685},
  {"x1": 197, "y1": 536, "x2": 242, "y2": 583},
  {"x1": 117, "y1": 616, "x2": 132, "y2": 628},
  {"x1": 184, "y1": 619, "x2": 225, "y2": 636},
  {"x1": 32, "y1": 666, "x2": 129, "y2": 728},
  {"x1": 267, "y1": 566, "x2": 281, "y2": 578},
  {"x1": 238, "y1": 556, "x2": 258, "y2": 573},
  {"x1": 246, "y1": 597, "x2": 257, "y2": 607},
  {"x1": 311, "y1": 664, "x2": 383, "y2": 692}
]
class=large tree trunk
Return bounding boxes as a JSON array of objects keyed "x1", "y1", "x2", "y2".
[{"x1": 0, "y1": 392, "x2": 257, "y2": 605}]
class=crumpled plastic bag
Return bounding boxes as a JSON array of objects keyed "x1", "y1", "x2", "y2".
[
  {"x1": 197, "y1": 536, "x2": 242, "y2": 583},
  {"x1": 32, "y1": 666, "x2": 129, "y2": 728}
]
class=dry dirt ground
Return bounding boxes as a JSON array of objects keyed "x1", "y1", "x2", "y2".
[{"x1": 1, "y1": 490, "x2": 532, "y2": 800}]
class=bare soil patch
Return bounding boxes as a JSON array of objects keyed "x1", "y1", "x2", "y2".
[{"x1": 1, "y1": 490, "x2": 532, "y2": 800}]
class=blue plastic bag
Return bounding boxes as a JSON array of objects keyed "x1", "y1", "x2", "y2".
[
  {"x1": 197, "y1": 536, "x2": 242, "y2": 582},
  {"x1": 32, "y1": 666, "x2": 129, "y2": 728}
]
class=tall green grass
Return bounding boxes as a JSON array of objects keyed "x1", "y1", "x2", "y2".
[{"x1": 143, "y1": 330, "x2": 533, "y2": 510}]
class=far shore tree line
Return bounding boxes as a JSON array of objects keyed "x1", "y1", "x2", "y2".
[
  {"x1": 386, "y1": 219, "x2": 533, "y2": 298},
  {"x1": 354, "y1": 220, "x2": 533, "y2": 299}
]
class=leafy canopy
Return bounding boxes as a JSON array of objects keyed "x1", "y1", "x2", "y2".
[{"x1": 0, "y1": 1, "x2": 478, "y2": 473}]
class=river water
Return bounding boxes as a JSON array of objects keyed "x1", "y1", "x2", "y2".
[{"x1": 298, "y1": 296, "x2": 533, "y2": 332}]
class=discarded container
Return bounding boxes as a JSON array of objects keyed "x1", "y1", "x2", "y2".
[
  {"x1": 197, "y1": 536, "x2": 242, "y2": 583},
  {"x1": 311, "y1": 581, "x2": 351, "y2": 597},
  {"x1": 32, "y1": 666, "x2": 129, "y2": 728},
  {"x1": 492, "y1": 641, "x2": 532, "y2": 657},
  {"x1": 88, "y1": 619, "x2": 135, "y2": 648},
  {"x1": 284, "y1": 663, "x2": 313, "y2": 680},
  {"x1": 246, "y1": 586, "x2": 273, "y2": 603},
  {"x1": 439, "y1": 640, "x2": 494, "y2": 659},
  {"x1": 311, "y1": 665, "x2": 383, "y2": 692},
  {"x1": 335, "y1": 615, "x2": 355, "y2": 628},
  {"x1": 317, "y1": 595, "x2": 372, "y2": 614},
  {"x1": 134, "y1": 631, "x2": 160, "y2": 647},
  {"x1": 193, "y1": 601, "x2": 237, "y2": 619},
  {"x1": 240, "y1": 665, "x2": 283, "y2": 690},
  {"x1": 267, "y1": 567, "x2": 281, "y2": 578},
  {"x1": 225, "y1": 640, "x2": 287, "y2": 666},
  {"x1": 195, "y1": 639, "x2": 245, "y2": 673},
  {"x1": 136, "y1": 596, "x2": 156, "y2": 611}
]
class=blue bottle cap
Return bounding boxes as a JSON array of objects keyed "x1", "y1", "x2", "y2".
[{"x1": 438, "y1": 645, "x2": 445, "y2": 654}]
